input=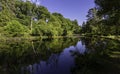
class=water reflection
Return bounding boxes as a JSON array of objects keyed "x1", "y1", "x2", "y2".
[
  {"x1": 0, "y1": 38, "x2": 79, "y2": 74},
  {"x1": 75, "y1": 41, "x2": 86, "y2": 54},
  {"x1": 22, "y1": 49, "x2": 74, "y2": 74},
  {"x1": 21, "y1": 41, "x2": 86, "y2": 74},
  {"x1": 0, "y1": 37, "x2": 120, "y2": 74},
  {"x1": 72, "y1": 37, "x2": 120, "y2": 74}
]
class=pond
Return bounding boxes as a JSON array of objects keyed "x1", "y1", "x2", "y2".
[{"x1": 0, "y1": 37, "x2": 120, "y2": 74}]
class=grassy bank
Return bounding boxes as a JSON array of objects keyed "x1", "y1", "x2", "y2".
[
  {"x1": 0, "y1": 35, "x2": 81, "y2": 42},
  {"x1": 101, "y1": 35, "x2": 120, "y2": 41},
  {"x1": 81, "y1": 33, "x2": 120, "y2": 41}
]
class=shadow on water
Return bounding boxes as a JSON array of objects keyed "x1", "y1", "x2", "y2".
[
  {"x1": 71, "y1": 37, "x2": 120, "y2": 74},
  {"x1": 0, "y1": 37, "x2": 120, "y2": 74}
]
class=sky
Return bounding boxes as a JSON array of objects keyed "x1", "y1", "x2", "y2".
[{"x1": 40, "y1": 0, "x2": 95, "y2": 25}]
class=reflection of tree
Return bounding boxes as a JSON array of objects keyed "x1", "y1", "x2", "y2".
[
  {"x1": 72, "y1": 37, "x2": 120, "y2": 74},
  {"x1": 22, "y1": 54, "x2": 60, "y2": 74},
  {"x1": 0, "y1": 38, "x2": 79, "y2": 73}
]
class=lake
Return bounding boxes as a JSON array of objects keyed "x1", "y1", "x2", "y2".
[{"x1": 0, "y1": 37, "x2": 120, "y2": 74}]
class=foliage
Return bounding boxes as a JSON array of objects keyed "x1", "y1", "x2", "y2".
[
  {"x1": 4, "y1": 20, "x2": 29, "y2": 37},
  {"x1": 81, "y1": 0, "x2": 120, "y2": 36},
  {"x1": 0, "y1": 0, "x2": 81, "y2": 37}
]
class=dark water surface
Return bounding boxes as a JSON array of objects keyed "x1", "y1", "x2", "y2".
[{"x1": 0, "y1": 37, "x2": 120, "y2": 74}]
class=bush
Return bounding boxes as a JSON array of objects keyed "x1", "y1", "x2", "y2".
[{"x1": 4, "y1": 20, "x2": 29, "y2": 37}]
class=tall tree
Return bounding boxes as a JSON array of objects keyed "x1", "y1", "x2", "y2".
[{"x1": 95, "y1": 0, "x2": 120, "y2": 35}]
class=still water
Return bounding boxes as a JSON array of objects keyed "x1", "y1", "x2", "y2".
[{"x1": 0, "y1": 37, "x2": 120, "y2": 74}]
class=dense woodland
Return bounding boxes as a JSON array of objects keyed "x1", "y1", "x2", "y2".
[
  {"x1": 82, "y1": 0, "x2": 120, "y2": 36},
  {"x1": 0, "y1": 0, "x2": 120, "y2": 37},
  {"x1": 0, "y1": 0, "x2": 81, "y2": 37}
]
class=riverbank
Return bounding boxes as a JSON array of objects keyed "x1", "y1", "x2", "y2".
[
  {"x1": 101, "y1": 35, "x2": 120, "y2": 41},
  {"x1": 81, "y1": 33, "x2": 120, "y2": 41},
  {"x1": 0, "y1": 35, "x2": 80, "y2": 42},
  {"x1": 0, "y1": 35, "x2": 120, "y2": 42}
]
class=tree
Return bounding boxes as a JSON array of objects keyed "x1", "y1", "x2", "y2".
[
  {"x1": 4, "y1": 20, "x2": 29, "y2": 37},
  {"x1": 0, "y1": 0, "x2": 81, "y2": 37},
  {"x1": 94, "y1": 0, "x2": 120, "y2": 35},
  {"x1": 82, "y1": 8, "x2": 102, "y2": 35}
]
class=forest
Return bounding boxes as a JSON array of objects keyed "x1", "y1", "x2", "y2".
[
  {"x1": 82, "y1": 0, "x2": 120, "y2": 38},
  {"x1": 0, "y1": 0, "x2": 81, "y2": 37},
  {"x1": 0, "y1": 0, "x2": 120, "y2": 38}
]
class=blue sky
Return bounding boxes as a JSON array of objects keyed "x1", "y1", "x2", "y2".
[{"x1": 40, "y1": 0, "x2": 95, "y2": 25}]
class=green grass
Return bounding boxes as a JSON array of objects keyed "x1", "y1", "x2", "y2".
[
  {"x1": 101, "y1": 35, "x2": 120, "y2": 41},
  {"x1": 110, "y1": 51, "x2": 120, "y2": 58}
]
